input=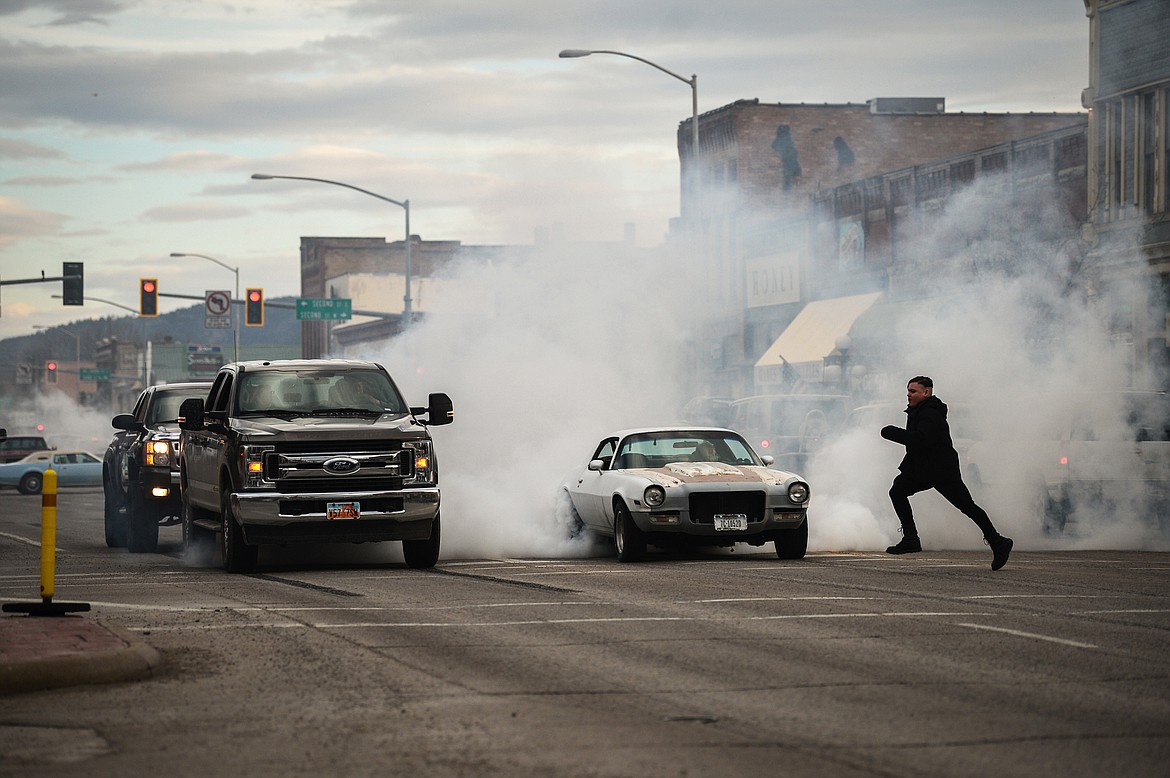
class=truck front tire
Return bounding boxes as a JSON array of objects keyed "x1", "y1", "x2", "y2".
[
  {"x1": 402, "y1": 514, "x2": 441, "y2": 569},
  {"x1": 221, "y1": 486, "x2": 258, "y2": 574}
]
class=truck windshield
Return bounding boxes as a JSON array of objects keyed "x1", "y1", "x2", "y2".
[{"x1": 237, "y1": 370, "x2": 407, "y2": 415}]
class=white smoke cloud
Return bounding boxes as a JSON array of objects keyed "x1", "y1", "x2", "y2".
[
  {"x1": 360, "y1": 245, "x2": 698, "y2": 559},
  {"x1": 348, "y1": 173, "x2": 1169, "y2": 560},
  {"x1": 808, "y1": 176, "x2": 1170, "y2": 553}
]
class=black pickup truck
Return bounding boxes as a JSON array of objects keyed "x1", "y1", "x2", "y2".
[
  {"x1": 178, "y1": 359, "x2": 454, "y2": 573},
  {"x1": 103, "y1": 381, "x2": 213, "y2": 552}
]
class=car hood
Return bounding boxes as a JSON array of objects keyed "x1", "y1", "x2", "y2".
[
  {"x1": 228, "y1": 414, "x2": 427, "y2": 441},
  {"x1": 632, "y1": 463, "x2": 801, "y2": 487}
]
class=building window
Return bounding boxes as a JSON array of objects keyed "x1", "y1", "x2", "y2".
[
  {"x1": 1143, "y1": 92, "x2": 1157, "y2": 214},
  {"x1": 982, "y1": 152, "x2": 1007, "y2": 175}
]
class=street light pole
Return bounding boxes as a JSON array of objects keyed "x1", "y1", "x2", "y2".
[
  {"x1": 250, "y1": 174, "x2": 413, "y2": 330},
  {"x1": 170, "y1": 252, "x2": 240, "y2": 362},
  {"x1": 33, "y1": 325, "x2": 81, "y2": 400},
  {"x1": 559, "y1": 48, "x2": 699, "y2": 218}
]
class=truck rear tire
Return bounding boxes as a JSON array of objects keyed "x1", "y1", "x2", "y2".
[{"x1": 403, "y1": 514, "x2": 441, "y2": 569}]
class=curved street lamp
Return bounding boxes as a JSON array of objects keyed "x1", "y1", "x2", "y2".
[
  {"x1": 559, "y1": 48, "x2": 699, "y2": 216},
  {"x1": 170, "y1": 252, "x2": 240, "y2": 361},
  {"x1": 250, "y1": 174, "x2": 412, "y2": 329}
]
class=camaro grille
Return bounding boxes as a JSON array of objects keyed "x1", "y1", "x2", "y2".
[{"x1": 689, "y1": 491, "x2": 766, "y2": 523}]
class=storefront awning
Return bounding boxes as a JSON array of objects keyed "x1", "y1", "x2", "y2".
[{"x1": 755, "y1": 292, "x2": 882, "y2": 367}]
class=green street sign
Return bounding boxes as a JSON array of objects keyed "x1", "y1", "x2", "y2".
[
  {"x1": 80, "y1": 368, "x2": 111, "y2": 381},
  {"x1": 296, "y1": 298, "x2": 353, "y2": 321}
]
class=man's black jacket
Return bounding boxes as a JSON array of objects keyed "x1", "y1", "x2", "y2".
[{"x1": 880, "y1": 395, "x2": 962, "y2": 481}]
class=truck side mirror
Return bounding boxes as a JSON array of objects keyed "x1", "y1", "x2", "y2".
[
  {"x1": 178, "y1": 398, "x2": 205, "y2": 431},
  {"x1": 111, "y1": 413, "x2": 145, "y2": 432},
  {"x1": 427, "y1": 393, "x2": 454, "y2": 426}
]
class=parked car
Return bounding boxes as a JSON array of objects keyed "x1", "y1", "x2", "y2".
[
  {"x1": 0, "y1": 450, "x2": 103, "y2": 494},
  {"x1": 103, "y1": 381, "x2": 213, "y2": 553},
  {"x1": 561, "y1": 427, "x2": 810, "y2": 561},
  {"x1": 0, "y1": 434, "x2": 54, "y2": 463}
]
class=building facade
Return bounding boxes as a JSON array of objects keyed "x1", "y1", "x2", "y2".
[
  {"x1": 677, "y1": 99, "x2": 1087, "y2": 398},
  {"x1": 1083, "y1": 0, "x2": 1170, "y2": 386}
]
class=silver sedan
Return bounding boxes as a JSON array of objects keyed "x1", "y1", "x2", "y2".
[{"x1": 562, "y1": 428, "x2": 810, "y2": 561}]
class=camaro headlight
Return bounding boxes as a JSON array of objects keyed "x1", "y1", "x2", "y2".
[
  {"x1": 644, "y1": 485, "x2": 666, "y2": 507},
  {"x1": 787, "y1": 482, "x2": 810, "y2": 504}
]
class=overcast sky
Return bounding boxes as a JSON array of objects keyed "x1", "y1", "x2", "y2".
[{"x1": 1, "y1": 0, "x2": 1088, "y2": 339}]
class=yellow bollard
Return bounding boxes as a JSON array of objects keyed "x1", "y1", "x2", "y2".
[
  {"x1": 40, "y1": 467, "x2": 58, "y2": 601},
  {"x1": 1, "y1": 465, "x2": 88, "y2": 616}
]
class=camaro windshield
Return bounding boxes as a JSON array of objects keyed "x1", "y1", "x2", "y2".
[
  {"x1": 236, "y1": 369, "x2": 406, "y2": 415},
  {"x1": 615, "y1": 433, "x2": 761, "y2": 469}
]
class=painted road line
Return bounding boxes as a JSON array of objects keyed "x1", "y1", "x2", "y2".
[{"x1": 956, "y1": 622, "x2": 1097, "y2": 649}]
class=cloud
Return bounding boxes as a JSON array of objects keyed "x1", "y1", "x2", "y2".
[
  {"x1": 0, "y1": 0, "x2": 127, "y2": 25},
  {"x1": 0, "y1": 196, "x2": 67, "y2": 245},
  {"x1": 0, "y1": 137, "x2": 66, "y2": 160},
  {"x1": 139, "y1": 200, "x2": 250, "y2": 222}
]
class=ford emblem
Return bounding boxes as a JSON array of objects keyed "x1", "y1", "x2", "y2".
[{"x1": 323, "y1": 456, "x2": 360, "y2": 475}]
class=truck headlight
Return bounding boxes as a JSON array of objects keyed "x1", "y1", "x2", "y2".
[
  {"x1": 788, "y1": 481, "x2": 810, "y2": 504},
  {"x1": 144, "y1": 440, "x2": 171, "y2": 467},
  {"x1": 403, "y1": 440, "x2": 436, "y2": 485},
  {"x1": 241, "y1": 445, "x2": 275, "y2": 488}
]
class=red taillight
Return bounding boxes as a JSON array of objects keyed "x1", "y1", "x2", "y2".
[{"x1": 1060, "y1": 456, "x2": 1069, "y2": 465}]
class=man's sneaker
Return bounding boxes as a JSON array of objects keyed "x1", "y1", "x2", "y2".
[
  {"x1": 886, "y1": 536, "x2": 922, "y2": 555},
  {"x1": 989, "y1": 535, "x2": 1013, "y2": 571}
]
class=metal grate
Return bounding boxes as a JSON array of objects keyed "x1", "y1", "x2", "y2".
[{"x1": 688, "y1": 491, "x2": 766, "y2": 523}]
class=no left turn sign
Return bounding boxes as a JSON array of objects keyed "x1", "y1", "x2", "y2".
[{"x1": 205, "y1": 290, "x2": 232, "y2": 316}]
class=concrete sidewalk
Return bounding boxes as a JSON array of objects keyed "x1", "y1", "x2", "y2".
[{"x1": 0, "y1": 612, "x2": 162, "y2": 696}]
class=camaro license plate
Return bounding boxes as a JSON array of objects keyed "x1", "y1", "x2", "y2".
[
  {"x1": 327, "y1": 501, "x2": 361, "y2": 520},
  {"x1": 713, "y1": 513, "x2": 748, "y2": 531}
]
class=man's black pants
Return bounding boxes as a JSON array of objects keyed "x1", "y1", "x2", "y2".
[{"x1": 889, "y1": 471, "x2": 998, "y2": 540}]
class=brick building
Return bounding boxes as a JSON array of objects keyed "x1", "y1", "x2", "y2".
[{"x1": 676, "y1": 99, "x2": 1086, "y2": 397}]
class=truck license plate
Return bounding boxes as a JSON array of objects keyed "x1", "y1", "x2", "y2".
[
  {"x1": 327, "y1": 501, "x2": 361, "y2": 520},
  {"x1": 713, "y1": 513, "x2": 748, "y2": 531}
]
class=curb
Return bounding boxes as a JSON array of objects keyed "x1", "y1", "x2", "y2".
[{"x1": 0, "y1": 620, "x2": 163, "y2": 697}]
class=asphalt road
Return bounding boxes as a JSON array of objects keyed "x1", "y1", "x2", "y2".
[{"x1": 1, "y1": 487, "x2": 1168, "y2": 777}]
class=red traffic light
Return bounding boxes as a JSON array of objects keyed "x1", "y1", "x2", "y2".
[
  {"x1": 245, "y1": 287, "x2": 264, "y2": 326},
  {"x1": 46, "y1": 361, "x2": 57, "y2": 371},
  {"x1": 139, "y1": 278, "x2": 159, "y2": 316}
]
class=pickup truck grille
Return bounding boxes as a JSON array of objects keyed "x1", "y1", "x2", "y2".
[
  {"x1": 689, "y1": 491, "x2": 766, "y2": 523},
  {"x1": 264, "y1": 448, "x2": 413, "y2": 486}
]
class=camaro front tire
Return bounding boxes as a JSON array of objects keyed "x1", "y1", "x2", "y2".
[
  {"x1": 774, "y1": 519, "x2": 808, "y2": 560},
  {"x1": 614, "y1": 502, "x2": 646, "y2": 562}
]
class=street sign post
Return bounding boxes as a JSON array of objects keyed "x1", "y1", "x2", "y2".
[
  {"x1": 79, "y1": 368, "x2": 111, "y2": 381},
  {"x1": 296, "y1": 298, "x2": 353, "y2": 321}
]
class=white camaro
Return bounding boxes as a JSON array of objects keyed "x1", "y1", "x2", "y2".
[{"x1": 562, "y1": 427, "x2": 810, "y2": 562}]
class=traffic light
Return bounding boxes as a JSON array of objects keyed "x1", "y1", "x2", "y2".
[
  {"x1": 62, "y1": 261, "x2": 84, "y2": 305},
  {"x1": 45, "y1": 361, "x2": 58, "y2": 384},
  {"x1": 245, "y1": 288, "x2": 264, "y2": 326},
  {"x1": 139, "y1": 278, "x2": 158, "y2": 316}
]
